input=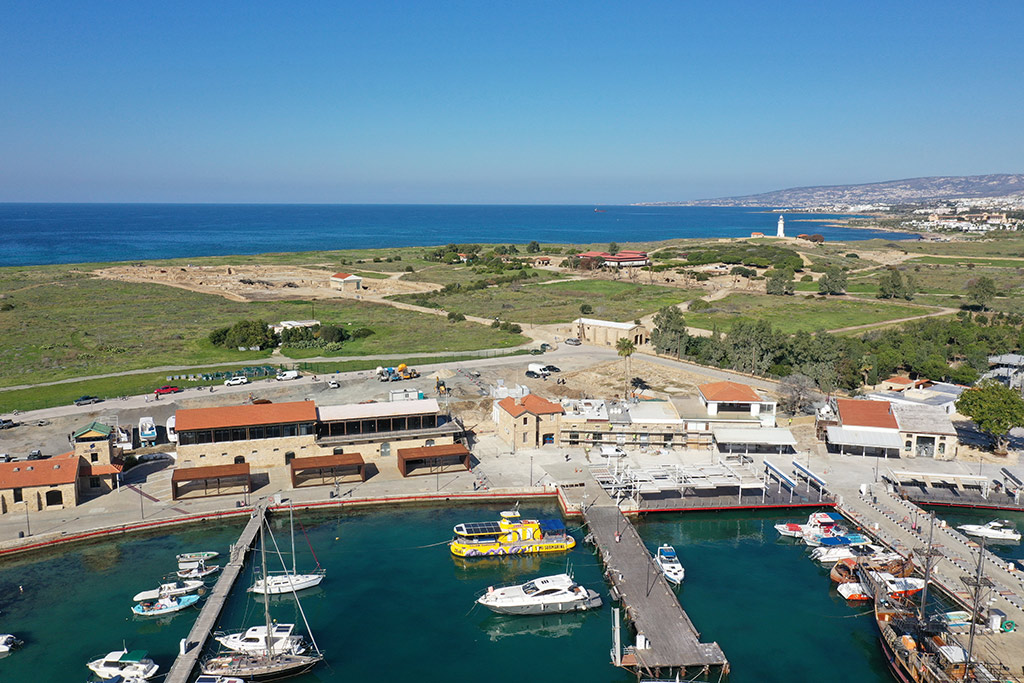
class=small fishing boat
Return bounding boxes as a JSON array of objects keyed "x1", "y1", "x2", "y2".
[
  {"x1": 132, "y1": 593, "x2": 201, "y2": 616},
  {"x1": 177, "y1": 559, "x2": 221, "y2": 579},
  {"x1": 215, "y1": 624, "x2": 307, "y2": 656},
  {"x1": 838, "y1": 572, "x2": 926, "y2": 601},
  {"x1": 450, "y1": 510, "x2": 576, "y2": 558},
  {"x1": 810, "y1": 543, "x2": 897, "y2": 565},
  {"x1": 655, "y1": 545, "x2": 685, "y2": 585},
  {"x1": 86, "y1": 648, "x2": 159, "y2": 680},
  {"x1": 829, "y1": 556, "x2": 915, "y2": 583},
  {"x1": 0, "y1": 634, "x2": 23, "y2": 653},
  {"x1": 957, "y1": 520, "x2": 1021, "y2": 543},
  {"x1": 775, "y1": 512, "x2": 847, "y2": 539},
  {"x1": 177, "y1": 551, "x2": 220, "y2": 564},
  {"x1": 477, "y1": 573, "x2": 602, "y2": 615},
  {"x1": 138, "y1": 416, "x2": 157, "y2": 447},
  {"x1": 133, "y1": 579, "x2": 206, "y2": 602}
]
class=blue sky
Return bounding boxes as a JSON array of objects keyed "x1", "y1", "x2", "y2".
[{"x1": 1, "y1": 1, "x2": 1022, "y2": 203}]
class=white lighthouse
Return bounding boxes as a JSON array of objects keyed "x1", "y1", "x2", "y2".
[{"x1": 776, "y1": 215, "x2": 785, "y2": 238}]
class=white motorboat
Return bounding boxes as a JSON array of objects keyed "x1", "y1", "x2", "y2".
[
  {"x1": 476, "y1": 573, "x2": 602, "y2": 615},
  {"x1": 775, "y1": 512, "x2": 846, "y2": 540},
  {"x1": 957, "y1": 520, "x2": 1022, "y2": 543},
  {"x1": 86, "y1": 648, "x2": 159, "y2": 680},
  {"x1": 0, "y1": 634, "x2": 23, "y2": 653},
  {"x1": 138, "y1": 417, "x2": 157, "y2": 446},
  {"x1": 248, "y1": 504, "x2": 326, "y2": 595},
  {"x1": 177, "y1": 559, "x2": 221, "y2": 579},
  {"x1": 655, "y1": 545, "x2": 685, "y2": 585},
  {"x1": 177, "y1": 551, "x2": 219, "y2": 564},
  {"x1": 215, "y1": 623, "x2": 307, "y2": 656},
  {"x1": 810, "y1": 543, "x2": 899, "y2": 565},
  {"x1": 133, "y1": 579, "x2": 206, "y2": 602},
  {"x1": 837, "y1": 572, "x2": 926, "y2": 601}
]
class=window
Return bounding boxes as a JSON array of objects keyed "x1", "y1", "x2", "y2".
[
  {"x1": 938, "y1": 443, "x2": 946, "y2": 455},
  {"x1": 380, "y1": 442, "x2": 391, "y2": 457},
  {"x1": 13, "y1": 488, "x2": 22, "y2": 503},
  {"x1": 523, "y1": 417, "x2": 528, "y2": 426},
  {"x1": 425, "y1": 439, "x2": 435, "y2": 447},
  {"x1": 282, "y1": 424, "x2": 298, "y2": 437},
  {"x1": 44, "y1": 490, "x2": 63, "y2": 507},
  {"x1": 90, "y1": 453, "x2": 98, "y2": 463},
  {"x1": 904, "y1": 440, "x2": 912, "y2": 450},
  {"x1": 265, "y1": 425, "x2": 281, "y2": 439},
  {"x1": 523, "y1": 433, "x2": 528, "y2": 443},
  {"x1": 285, "y1": 452, "x2": 296, "y2": 464},
  {"x1": 232, "y1": 428, "x2": 247, "y2": 441},
  {"x1": 234, "y1": 456, "x2": 246, "y2": 464},
  {"x1": 299, "y1": 422, "x2": 314, "y2": 436},
  {"x1": 90, "y1": 477, "x2": 100, "y2": 488},
  {"x1": 214, "y1": 429, "x2": 231, "y2": 442},
  {"x1": 250, "y1": 426, "x2": 264, "y2": 440}
]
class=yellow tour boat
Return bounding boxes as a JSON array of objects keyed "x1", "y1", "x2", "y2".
[{"x1": 449, "y1": 510, "x2": 576, "y2": 557}]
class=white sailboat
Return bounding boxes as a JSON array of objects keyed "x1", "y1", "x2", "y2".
[
  {"x1": 248, "y1": 505, "x2": 325, "y2": 595},
  {"x1": 205, "y1": 518, "x2": 323, "y2": 680}
]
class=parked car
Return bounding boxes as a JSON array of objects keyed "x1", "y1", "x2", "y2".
[
  {"x1": 276, "y1": 370, "x2": 300, "y2": 381},
  {"x1": 73, "y1": 395, "x2": 102, "y2": 406},
  {"x1": 327, "y1": 380, "x2": 340, "y2": 389},
  {"x1": 525, "y1": 370, "x2": 541, "y2": 379},
  {"x1": 155, "y1": 385, "x2": 183, "y2": 395},
  {"x1": 0, "y1": 418, "x2": 16, "y2": 430},
  {"x1": 564, "y1": 338, "x2": 582, "y2": 346},
  {"x1": 224, "y1": 376, "x2": 249, "y2": 386},
  {"x1": 543, "y1": 365, "x2": 561, "y2": 373},
  {"x1": 27, "y1": 450, "x2": 45, "y2": 460},
  {"x1": 35, "y1": 419, "x2": 50, "y2": 427}
]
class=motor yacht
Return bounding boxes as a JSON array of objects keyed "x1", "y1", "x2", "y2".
[
  {"x1": 655, "y1": 545, "x2": 685, "y2": 585},
  {"x1": 86, "y1": 648, "x2": 159, "y2": 680},
  {"x1": 477, "y1": 573, "x2": 602, "y2": 615},
  {"x1": 838, "y1": 572, "x2": 926, "y2": 601},
  {"x1": 957, "y1": 520, "x2": 1021, "y2": 543}
]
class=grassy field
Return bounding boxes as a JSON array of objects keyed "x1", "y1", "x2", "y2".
[
  {"x1": 0, "y1": 272, "x2": 526, "y2": 389},
  {"x1": 401, "y1": 263, "x2": 560, "y2": 287},
  {"x1": 909, "y1": 256, "x2": 1024, "y2": 268},
  {"x1": 684, "y1": 293, "x2": 937, "y2": 333},
  {"x1": 394, "y1": 279, "x2": 700, "y2": 325},
  {"x1": 857, "y1": 233, "x2": 1024, "y2": 257}
]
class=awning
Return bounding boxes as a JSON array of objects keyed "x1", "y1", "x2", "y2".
[
  {"x1": 713, "y1": 427, "x2": 797, "y2": 446},
  {"x1": 826, "y1": 426, "x2": 901, "y2": 449}
]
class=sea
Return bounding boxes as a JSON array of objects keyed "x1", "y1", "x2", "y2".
[
  {"x1": 0, "y1": 204, "x2": 914, "y2": 267},
  {"x1": 4, "y1": 504, "x2": 1016, "y2": 683}
]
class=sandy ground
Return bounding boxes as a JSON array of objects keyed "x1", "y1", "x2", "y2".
[{"x1": 94, "y1": 264, "x2": 439, "y2": 302}]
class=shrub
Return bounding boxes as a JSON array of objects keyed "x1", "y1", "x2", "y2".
[
  {"x1": 689, "y1": 299, "x2": 711, "y2": 311},
  {"x1": 351, "y1": 327, "x2": 375, "y2": 339},
  {"x1": 845, "y1": 253, "x2": 860, "y2": 258},
  {"x1": 447, "y1": 312, "x2": 466, "y2": 322},
  {"x1": 404, "y1": 265, "x2": 414, "y2": 272},
  {"x1": 800, "y1": 275, "x2": 813, "y2": 282},
  {"x1": 580, "y1": 303, "x2": 594, "y2": 315}
]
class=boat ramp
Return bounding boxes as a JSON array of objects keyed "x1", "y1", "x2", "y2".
[
  {"x1": 836, "y1": 484, "x2": 1024, "y2": 675},
  {"x1": 164, "y1": 500, "x2": 268, "y2": 683}
]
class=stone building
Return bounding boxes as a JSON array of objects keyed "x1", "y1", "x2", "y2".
[
  {"x1": 574, "y1": 317, "x2": 648, "y2": 347},
  {"x1": 73, "y1": 421, "x2": 124, "y2": 496},
  {"x1": 316, "y1": 399, "x2": 462, "y2": 461},
  {"x1": 492, "y1": 395, "x2": 565, "y2": 450},
  {"x1": 0, "y1": 454, "x2": 80, "y2": 513}
]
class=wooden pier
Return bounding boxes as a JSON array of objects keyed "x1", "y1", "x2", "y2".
[
  {"x1": 164, "y1": 500, "x2": 268, "y2": 683},
  {"x1": 578, "y1": 480, "x2": 727, "y2": 677},
  {"x1": 837, "y1": 486, "x2": 1024, "y2": 676}
]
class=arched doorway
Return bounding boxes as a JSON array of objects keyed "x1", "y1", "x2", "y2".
[
  {"x1": 45, "y1": 490, "x2": 63, "y2": 507},
  {"x1": 234, "y1": 455, "x2": 246, "y2": 465}
]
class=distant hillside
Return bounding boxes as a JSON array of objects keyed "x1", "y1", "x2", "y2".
[{"x1": 652, "y1": 174, "x2": 1024, "y2": 208}]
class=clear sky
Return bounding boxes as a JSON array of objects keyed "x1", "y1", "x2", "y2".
[{"x1": 1, "y1": 1, "x2": 1022, "y2": 204}]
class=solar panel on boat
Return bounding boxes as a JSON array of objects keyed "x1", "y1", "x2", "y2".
[{"x1": 458, "y1": 522, "x2": 502, "y2": 535}]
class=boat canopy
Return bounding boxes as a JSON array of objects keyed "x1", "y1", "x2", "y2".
[
  {"x1": 818, "y1": 537, "x2": 853, "y2": 547},
  {"x1": 538, "y1": 519, "x2": 566, "y2": 533},
  {"x1": 120, "y1": 650, "x2": 148, "y2": 662}
]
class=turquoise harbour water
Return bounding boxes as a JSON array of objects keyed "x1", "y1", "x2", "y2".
[
  {"x1": 0, "y1": 204, "x2": 913, "y2": 267},
  {"x1": 2, "y1": 504, "x2": 979, "y2": 683}
]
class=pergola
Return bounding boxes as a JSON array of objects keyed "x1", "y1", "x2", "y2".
[
  {"x1": 289, "y1": 453, "x2": 367, "y2": 488},
  {"x1": 713, "y1": 427, "x2": 797, "y2": 455},
  {"x1": 171, "y1": 463, "x2": 251, "y2": 500},
  {"x1": 396, "y1": 443, "x2": 471, "y2": 478}
]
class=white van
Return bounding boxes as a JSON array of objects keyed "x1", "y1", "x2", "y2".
[
  {"x1": 276, "y1": 370, "x2": 300, "y2": 381},
  {"x1": 599, "y1": 445, "x2": 627, "y2": 458},
  {"x1": 527, "y1": 363, "x2": 550, "y2": 376}
]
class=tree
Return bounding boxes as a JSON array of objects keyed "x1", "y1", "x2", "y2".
[
  {"x1": 616, "y1": 337, "x2": 636, "y2": 398},
  {"x1": 608, "y1": 242, "x2": 620, "y2": 254},
  {"x1": 526, "y1": 240, "x2": 541, "y2": 253},
  {"x1": 955, "y1": 380, "x2": 1024, "y2": 454},
  {"x1": 818, "y1": 266, "x2": 848, "y2": 295},
  {"x1": 878, "y1": 269, "x2": 916, "y2": 301},
  {"x1": 967, "y1": 276, "x2": 997, "y2": 310},
  {"x1": 650, "y1": 305, "x2": 688, "y2": 358},
  {"x1": 765, "y1": 268, "x2": 794, "y2": 295},
  {"x1": 778, "y1": 373, "x2": 820, "y2": 414},
  {"x1": 219, "y1": 319, "x2": 277, "y2": 350},
  {"x1": 579, "y1": 303, "x2": 593, "y2": 315}
]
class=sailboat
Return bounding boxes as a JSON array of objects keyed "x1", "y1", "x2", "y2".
[
  {"x1": 204, "y1": 518, "x2": 323, "y2": 680},
  {"x1": 248, "y1": 505, "x2": 325, "y2": 595}
]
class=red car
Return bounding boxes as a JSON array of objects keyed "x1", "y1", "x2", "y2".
[{"x1": 155, "y1": 385, "x2": 183, "y2": 395}]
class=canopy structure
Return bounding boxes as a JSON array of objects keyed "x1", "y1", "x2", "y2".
[
  {"x1": 713, "y1": 427, "x2": 797, "y2": 454},
  {"x1": 826, "y1": 426, "x2": 901, "y2": 449},
  {"x1": 171, "y1": 463, "x2": 251, "y2": 500},
  {"x1": 396, "y1": 443, "x2": 471, "y2": 477},
  {"x1": 289, "y1": 453, "x2": 367, "y2": 488}
]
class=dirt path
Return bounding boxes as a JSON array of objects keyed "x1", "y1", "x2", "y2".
[{"x1": 826, "y1": 306, "x2": 959, "y2": 334}]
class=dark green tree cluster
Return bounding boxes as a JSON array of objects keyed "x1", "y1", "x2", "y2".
[
  {"x1": 956, "y1": 380, "x2": 1024, "y2": 454},
  {"x1": 209, "y1": 319, "x2": 278, "y2": 350},
  {"x1": 817, "y1": 266, "x2": 848, "y2": 295},
  {"x1": 877, "y1": 269, "x2": 916, "y2": 300},
  {"x1": 684, "y1": 244, "x2": 803, "y2": 271},
  {"x1": 650, "y1": 310, "x2": 1024, "y2": 392},
  {"x1": 765, "y1": 268, "x2": 795, "y2": 295},
  {"x1": 967, "y1": 276, "x2": 997, "y2": 310}
]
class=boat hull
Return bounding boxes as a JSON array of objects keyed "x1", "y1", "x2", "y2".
[
  {"x1": 450, "y1": 538, "x2": 575, "y2": 557},
  {"x1": 248, "y1": 573, "x2": 324, "y2": 595},
  {"x1": 202, "y1": 654, "x2": 322, "y2": 681},
  {"x1": 481, "y1": 590, "x2": 602, "y2": 615}
]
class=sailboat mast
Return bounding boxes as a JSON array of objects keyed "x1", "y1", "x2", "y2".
[
  {"x1": 918, "y1": 512, "x2": 936, "y2": 623},
  {"x1": 965, "y1": 537, "x2": 987, "y2": 673},
  {"x1": 290, "y1": 504, "x2": 296, "y2": 574},
  {"x1": 261, "y1": 520, "x2": 273, "y2": 658}
]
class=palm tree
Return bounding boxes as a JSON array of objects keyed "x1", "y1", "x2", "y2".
[{"x1": 616, "y1": 337, "x2": 636, "y2": 399}]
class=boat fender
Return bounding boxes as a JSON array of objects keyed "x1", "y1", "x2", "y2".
[{"x1": 1003, "y1": 620, "x2": 1016, "y2": 632}]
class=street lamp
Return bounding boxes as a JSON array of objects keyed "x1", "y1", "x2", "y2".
[
  {"x1": 530, "y1": 454, "x2": 534, "y2": 487},
  {"x1": 24, "y1": 502, "x2": 31, "y2": 537}
]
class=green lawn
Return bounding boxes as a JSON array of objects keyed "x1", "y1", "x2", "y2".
[
  {"x1": 394, "y1": 279, "x2": 700, "y2": 325},
  {"x1": 0, "y1": 272, "x2": 525, "y2": 389},
  {"x1": 684, "y1": 293, "x2": 937, "y2": 333}
]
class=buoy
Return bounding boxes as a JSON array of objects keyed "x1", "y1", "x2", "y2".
[{"x1": 1003, "y1": 620, "x2": 1016, "y2": 632}]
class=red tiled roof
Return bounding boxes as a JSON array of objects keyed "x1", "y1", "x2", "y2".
[
  {"x1": 332, "y1": 272, "x2": 357, "y2": 279},
  {"x1": 835, "y1": 398, "x2": 898, "y2": 429},
  {"x1": 885, "y1": 376, "x2": 914, "y2": 385},
  {"x1": 175, "y1": 401, "x2": 317, "y2": 432},
  {"x1": 0, "y1": 453, "x2": 79, "y2": 490},
  {"x1": 698, "y1": 381, "x2": 762, "y2": 403},
  {"x1": 497, "y1": 394, "x2": 565, "y2": 418},
  {"x1": 79, "y1": 462, "x2": 124, "y2": 477},
  {"x1": 578, "y1": 251, "x2": 610, "y2": 259}
]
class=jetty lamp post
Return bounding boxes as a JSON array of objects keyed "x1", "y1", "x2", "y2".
[
  {"x1": 24, "y1": 501, "x2": 31, "y2": 536},
  {"x1": 530, "y1": 454, "x2": 534, "y2": 487}
]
